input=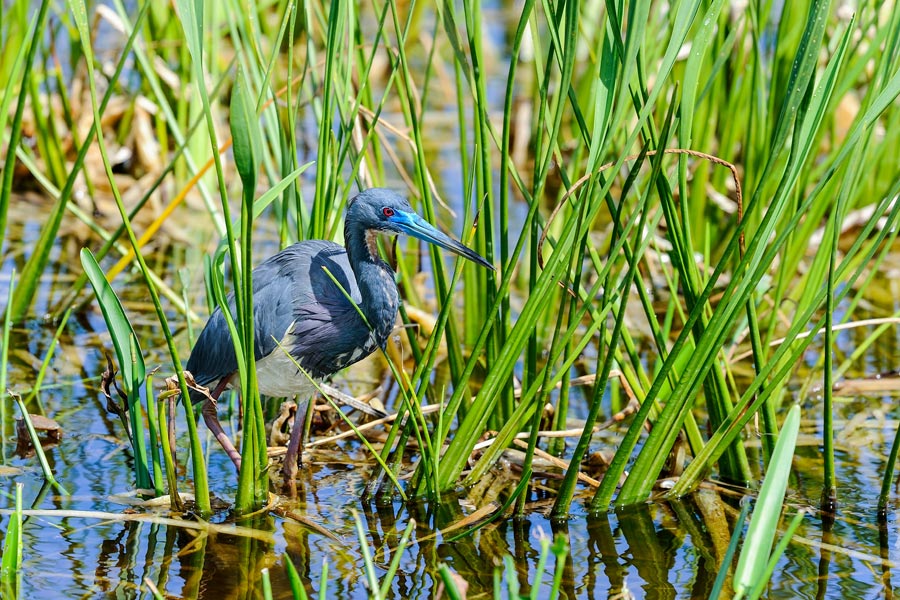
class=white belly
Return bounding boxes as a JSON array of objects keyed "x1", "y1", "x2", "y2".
[{"x1": 253, "y1": 348, "x2": 318, "y2": 398}]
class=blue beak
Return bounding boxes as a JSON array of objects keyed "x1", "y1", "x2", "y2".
[{"x1": 390, "y1": 211, "x2": 494, "y2": 270}]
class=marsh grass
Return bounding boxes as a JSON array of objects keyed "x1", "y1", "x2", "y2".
[
  {"x1": 0, "y1": 482, "x2": 23, "y2": 597},
  {"x1": 730, "y1": 404, "x2": 801, "y2": 599},
  {"x1": 3, "y1": 0, "x2": 900, "y2": 594}
]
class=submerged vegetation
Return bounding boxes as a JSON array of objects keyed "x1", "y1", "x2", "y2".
[{"x1": 2, "y1": 0, "x2": 900, "y2": 596}]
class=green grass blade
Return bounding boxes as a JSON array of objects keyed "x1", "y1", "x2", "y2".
[
  {"x1": 352, "y1": 509, "x2": 382, "y2": 600},
  {"x1": 80, "y1": 248, "x2": 151, "y2": 490},
  {"x1": 0, "y1": 482, "x2": 23, "y2": 592},
  {"x1": 762, "y1": 0, "x2": 833, "y2": 182},
  {"x1": 0, "y1": 0, "x2": 49, "y2": 256},
  {"x1": 80, "y1": 250, "x2": 146, "y2": 392},
  {"x1": 747, "y1": 509, "x2": 806, "y2": 600},
  {"x1": 733, "y1": 404, "x2": 801, "y2": 598},
  {"x1": 284, "y1": 555, "x2": 309, "y2": 600},
  {"x1": 436, "y1": 564, "x2": 465, "y2": 600},
  {"x1": 144, "y1": 374, "x2": 165, "y2": 497},
  {"x1": 317, "y1": 559, "x2": 328, "y2": 600},
  {"x1": 260, "y1": 568, "x2": 273, "y2": 600},
  {"x1": 378, "y1": 519, "x2": 415, "y2": 598},
  {"x1": 0, "y1": 8, "x2": 36, "y2": 170},
  {"x1": 231, "y1": 63, "x2": 268, "y2": 513},
  {"x1": 231, "y1": 66, "x2": 263, "y2": 190},
  {"x1": 0, "y1": 268, "x2": 14, "y2": 462},
  {"x1": 12, "y1": 393, "x2": 69, "y2": 495}
]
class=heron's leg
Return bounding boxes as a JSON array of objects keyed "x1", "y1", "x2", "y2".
[
  {"x1": 202, "y1": 376, "x2": 242, "y2": 470},
  {"x1": 282, "y1": 398, "x2": 312, "y2": 480}
]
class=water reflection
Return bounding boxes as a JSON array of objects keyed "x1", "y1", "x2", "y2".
[{"x1": 5, "y1": 452, "x2": 900, "y2": 598}]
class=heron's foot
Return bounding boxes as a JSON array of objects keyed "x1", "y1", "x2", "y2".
[{"x1": 201, "y1": 398, "x2": 242, "y2": 471}]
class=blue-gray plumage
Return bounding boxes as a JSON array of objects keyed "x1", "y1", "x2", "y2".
[{"x1": 185, "y1": 188, "x2": 492, "y2": 477}]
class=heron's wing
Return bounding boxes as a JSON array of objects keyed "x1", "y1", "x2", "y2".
[
  {"x1": 185, "y1": 301, "x2": 238, "y2": 389},
  {"x1": 282, "y1": 247, "x2": 376, "y2": 378},
  {"x1": 186, "y1": 241, "x2": 356, "y2": 388}
]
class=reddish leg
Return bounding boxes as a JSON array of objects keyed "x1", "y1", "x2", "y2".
[
  {"x1": 202, "y1": 375, "x2": 242, "y2": 470},
  {"x1": 282, "y1": 399, "x2": 310, "y2": 481}
]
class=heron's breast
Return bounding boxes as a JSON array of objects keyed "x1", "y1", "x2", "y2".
[{"x1": 254, "y1": 347, "x2": 318, "y2": 398}]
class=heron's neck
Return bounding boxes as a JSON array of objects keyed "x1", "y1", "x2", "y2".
[{"x1": 345, "y1": 225, "x2": 400, "y2": 342}]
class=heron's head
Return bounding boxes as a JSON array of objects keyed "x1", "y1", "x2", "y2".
[{"x1": 347, "y1": 188, "x2": 493, "y2": 270}]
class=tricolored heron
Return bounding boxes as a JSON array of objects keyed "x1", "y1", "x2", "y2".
[{"x1": 185, "y1": 188, "x2": 492, "y2": 479}]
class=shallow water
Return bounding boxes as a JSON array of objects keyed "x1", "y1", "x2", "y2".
[{"x1": 3, "y1": 250, "x2": 900, "y2": 599}]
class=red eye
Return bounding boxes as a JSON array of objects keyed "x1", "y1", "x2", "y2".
[{"x1": 382, "y1": 207, "x2": 395, "y2": 217}]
